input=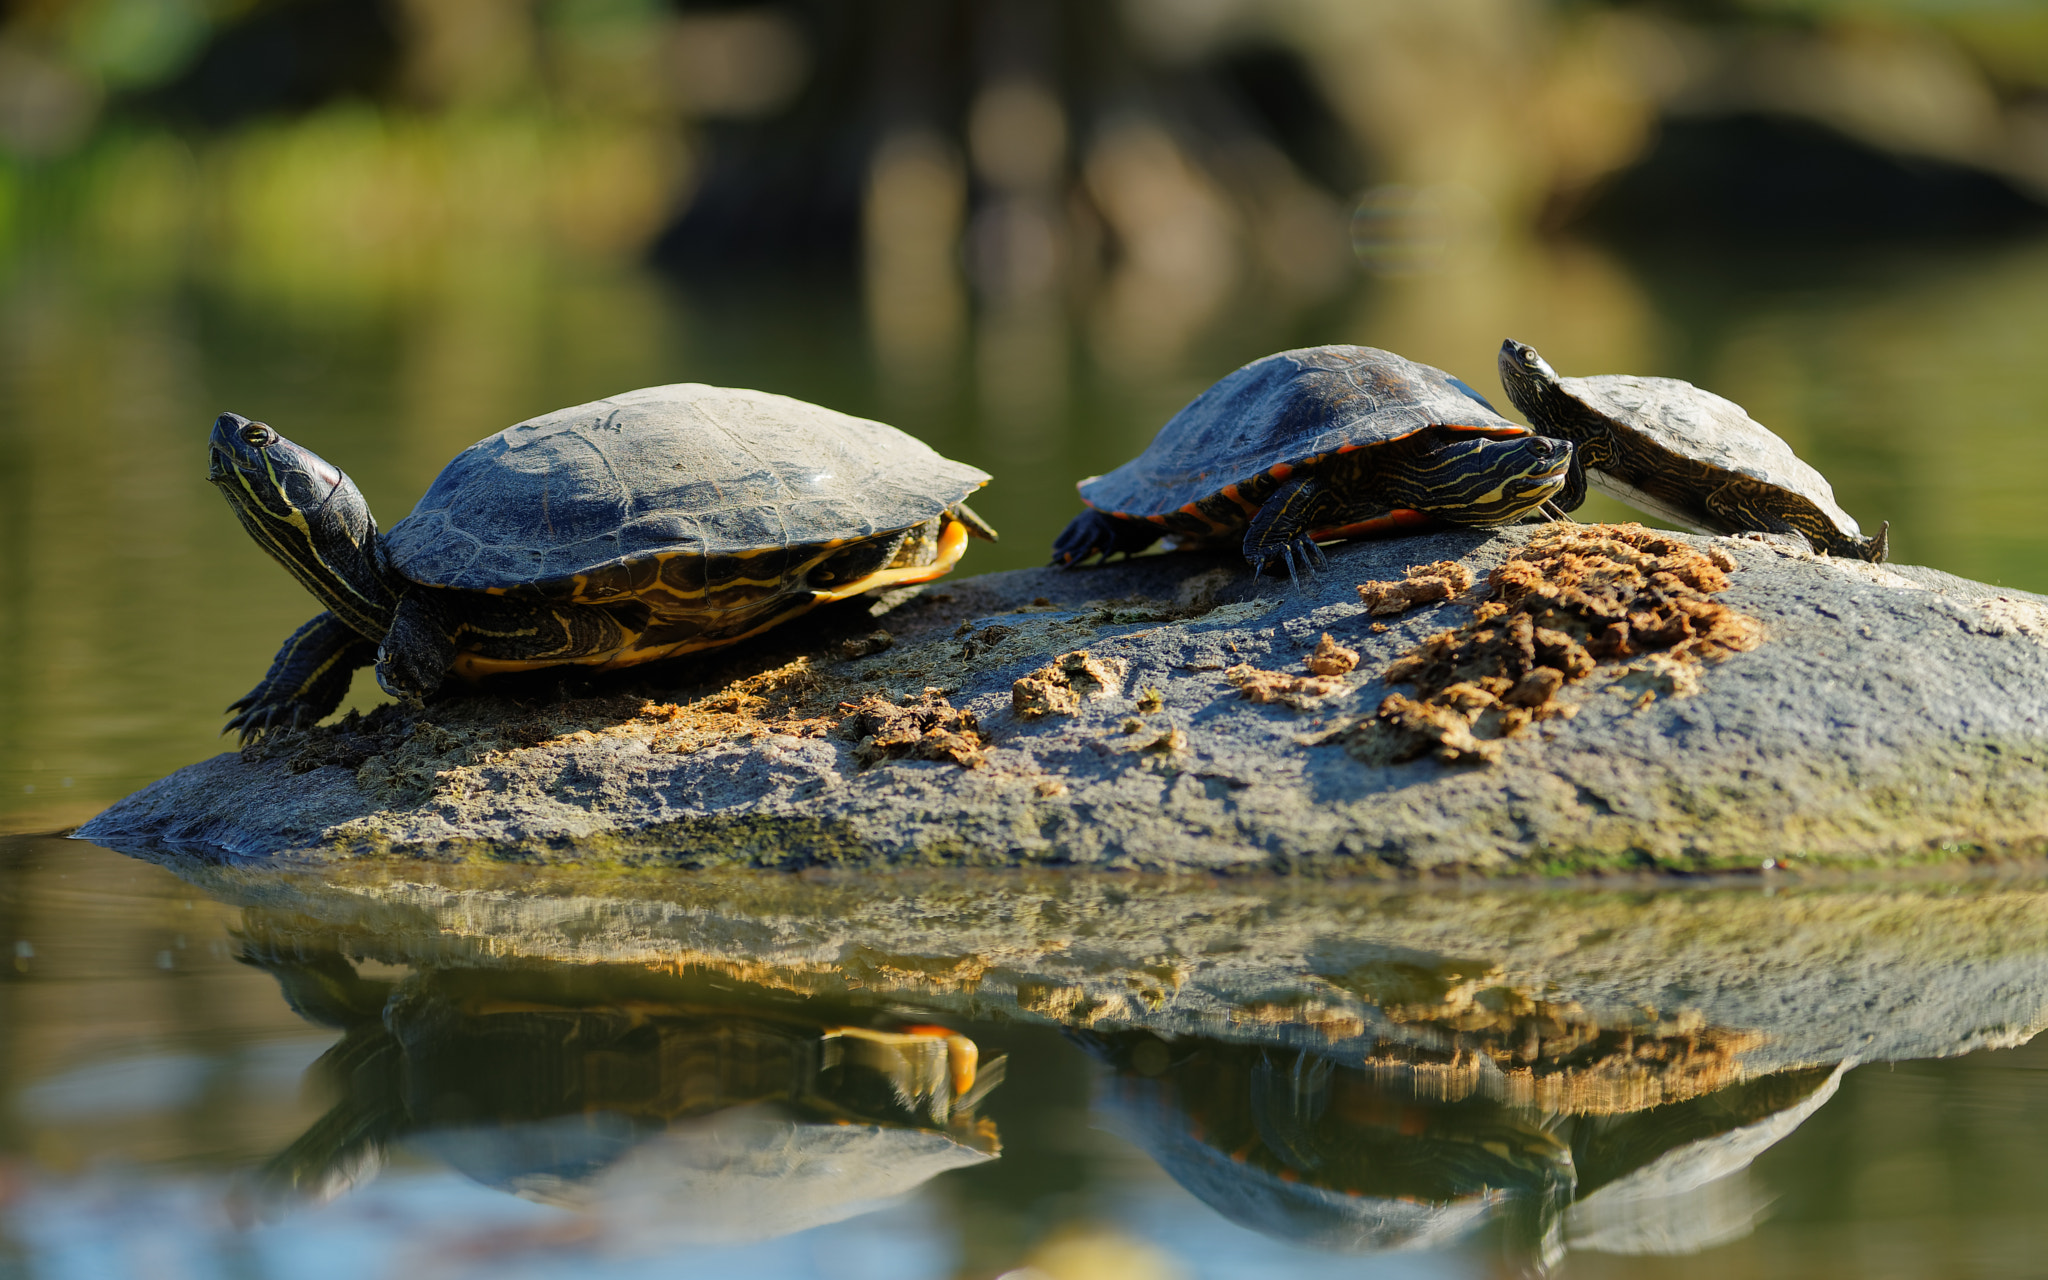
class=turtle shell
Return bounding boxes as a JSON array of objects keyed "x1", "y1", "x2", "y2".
[
  {"x1": 384, "y1": 384, "x2": 990, "y2": 598},
  {"x1": 1553, "y1": 374, "x2": 1866, "y2": 539},
  {"x1": 1078, "y1": 345, "x2": 1525, "y2": 517}
]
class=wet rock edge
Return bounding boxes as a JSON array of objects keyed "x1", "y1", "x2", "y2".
[{"x1": 77, "y1": 525, "x2": 2048, "y2": 874}]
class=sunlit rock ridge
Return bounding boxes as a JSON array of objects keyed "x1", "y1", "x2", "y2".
[{"x1": 78, "y1": 523, "x2": 2048, "y2": 872}]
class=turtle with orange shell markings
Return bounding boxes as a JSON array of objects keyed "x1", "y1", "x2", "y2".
[{"x1": 1051, "y1": 345, "x2": 1574, "y2": 583}]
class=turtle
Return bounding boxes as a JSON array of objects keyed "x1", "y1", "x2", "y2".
[
  {"x1": 1050, "y1": 345, "x2": 1575, "y2": 581},
  {"x1": 1497, "y1": 339, "x2": 1888, "y2": 562},
  {"x1": 209, "y1": 383, "x2": 996, "y2": 740}
]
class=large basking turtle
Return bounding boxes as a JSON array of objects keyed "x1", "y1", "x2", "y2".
[
  {"x1": 1497, "y1": 339, "x2": 1888, "y2": 562},
  {"x1": 210, "y1": 384, "x2": 996, "y2": 739},
  {"x1": 1051, "y1": 345, "x2": 1574, "y2": 580}
]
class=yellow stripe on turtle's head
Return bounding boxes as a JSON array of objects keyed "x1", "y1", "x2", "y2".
[
  {"x1": 1380, "y1": 432, "x2": 1574, "y2": 527},
  {"x1": 208, "y1": 412, "x2": 400, "y2": 638}
]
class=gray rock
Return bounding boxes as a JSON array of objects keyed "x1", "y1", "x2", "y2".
[{"x1": 77, "y1": 524, "x2": 2048, "y2": 871}]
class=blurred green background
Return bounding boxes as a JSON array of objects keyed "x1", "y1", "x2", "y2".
[{"x1": 4, "y1": 0, "x2": 2048, "y2": 830}]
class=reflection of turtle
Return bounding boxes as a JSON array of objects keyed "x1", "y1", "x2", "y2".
[
  {"x1": 1052, "y1": 346, "x2": 1573, "y2": 582},
  {"x1": 208, "y1": 385, "x2": 996, "y2": 739},
  {"x1": 1082, "y1": 1030, "x2": 1846, "y2": 1266},
  {"x1": 1082, "y1": 1032, "x2": 1572, "y2": 1254},
  {"x1": 246, "y1": 955, "x2": 1004, "y2": 1245},
  {"x1": 1497, "y1": 340, "x2": 1888, "y2": 562},
  {"x1": 1562, "y1": 1062, "x2": 1845, "y2": 1257}
]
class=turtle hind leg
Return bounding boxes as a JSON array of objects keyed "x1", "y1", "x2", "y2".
[
  {"x1": 227, "y1": 612, "x2": 376, "y2": 742},
  {"x1": 1051, "y1": 509, "x2": 1161, "y2": 566},
  {"x1": 1242, "y1": 475, "x2": 1341, "y2": 588}
]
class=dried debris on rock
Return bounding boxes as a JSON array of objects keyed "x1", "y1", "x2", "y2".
[
  {"x1": 1352, "y1": 524, "x2": 1765, "y2": 765},
  {"x1": 1013, "y1": 650, "x2": 1128, "y2": 718},
  {"x1": 835, "y1": 630, "x2": 894, "y2": 660},
  {"x1": 1356, "y1": 560, "x2": 1476, "y2": 616},
  {"x1": 638, "y1": 659, "x2": 833, "y2": 754},
  {"x1": 953, "y1": 623, "x2": 1017, "y2": 661},
  {"x1": 1224, "y1": 633, "x2": 1359, "y2": 709},
  {"x1": 1304, "y1": 633, "x2": 1359, "y2": 676},
  {"x1": 837, "y1": 688, "x2": 988, "y2": 769},
  {"x1": 1226, "y1": 664, "x2": 1346, "y2": 709}
]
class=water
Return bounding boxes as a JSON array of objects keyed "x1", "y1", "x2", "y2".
[
  {"x1": 7, "y1": 215, "x2": 2048, "y2": 1276},
  {"x1": 9, "y1": 833, "x2": 2048, "y2": 1278}
]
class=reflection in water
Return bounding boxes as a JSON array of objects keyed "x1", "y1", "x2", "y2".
[
  {"x1": 239, "y1": 947, "x2": 1003, "y2": 1249},
  {"x1": 18, "y1": 840, "x2": 2048, "y2": 1276},
  {"x1": 1084, "y1": 1030, "x2": 1843, "y2": 1271}
]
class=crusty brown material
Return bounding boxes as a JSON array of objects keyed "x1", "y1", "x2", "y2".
[
  {"x1": 1353, "y1": 524, "x2": 1765, "y2": 764},
  {"x1": 1356, "y1": 560, "x2": 1475, "y2": 616},
  {"x1": 838, "y1": 688, "x2": 987, "y2": 769},
  {"x1": 1304, "y1": 633, "x2": 1360, "y2": 676},
  {"x1": 1013, "y1": 650, "x2": 1126, "y2": 719}
]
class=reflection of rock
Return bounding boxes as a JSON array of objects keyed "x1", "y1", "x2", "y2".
[
  {"x1": 179, "y1": 868, "x2": 2048, "y2": 1263},
  {"x1": 1083, "y1": 1030, "x2": 1841, "y2": 1264},
  {"x1": 184, "y1": 865, "x2": 2048, "y2": 1087},
  {"x1": 80, "y1": 523, "x2": 2048, "y2": 870},
  {"x1": 246, "y1": 954, "x2": 1002, "y2": 1246},
  {"x1": 1298, "y1": 957, "x2": 1768, "y2": 1115}
]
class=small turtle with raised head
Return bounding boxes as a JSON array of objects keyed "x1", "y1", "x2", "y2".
[
  {"x1": 1497, "y1": 339, "x2": 1887, "y2": 562},
  {"x1": 209, "y1": 384, "x2": 996, "y2": 739},
  {"x1": 1051, "y1": 345, "x2": 1575, "y2": 581}
]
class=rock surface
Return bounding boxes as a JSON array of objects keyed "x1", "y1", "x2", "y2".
[{"x1": 79, "y1": 523, "x2": 2048, "y2": 872}]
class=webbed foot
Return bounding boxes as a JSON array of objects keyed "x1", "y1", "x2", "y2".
[{"x1": 1051, "y1": 509, "x2": 1161, "y2": 567}]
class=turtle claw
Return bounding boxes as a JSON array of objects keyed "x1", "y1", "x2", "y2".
[{"x1": 1273, "y1": 536, "x2": 1324, "y2": 592}]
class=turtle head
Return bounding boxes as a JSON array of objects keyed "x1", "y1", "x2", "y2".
[
  {"x1": 1496, "y1": 340, "x2": 1565, "y2": 421},
  {"x1": 209, "y1": 413, "x2": 399, "y2": 636},
  {"x1": 209, "y1": 413, "x2": 351, "y2": 521},
  {"x1": 1498, "y1": 339, "x2": 1557, "y2": 384},
  {"x1": 1399, "y1": 432, "x2": 1574, "y2": 527}
]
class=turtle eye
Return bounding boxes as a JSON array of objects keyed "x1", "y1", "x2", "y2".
[{"x1": 241, "y1": 422, "x2": 276, "y2": 448}]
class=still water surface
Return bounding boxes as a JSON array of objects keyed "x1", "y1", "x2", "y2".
[
  {"x1": 8, "y1": 835, "x2": 2048, "y2": 1279},
  {"x1": 5, "y1": 227, "x2": 2048, "y2": 1277}
]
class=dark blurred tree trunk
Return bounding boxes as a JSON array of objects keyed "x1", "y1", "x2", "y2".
[{"x1": 649, "y1": 0, "x2": 1360, "y2": 288}]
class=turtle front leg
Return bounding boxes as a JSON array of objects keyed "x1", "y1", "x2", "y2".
[
  {"x1": 375, "y1": 590, "x2": 460, "y2": 701},
  {"x1": 1241, "y1": 475, "x2": 1335, "y2": 587},
  {"x1": 227, "y1": 612, "x2": 376, "y2": 742},
  {"x1": 1554, "y1": 455, "x2": 1590, "y2": 514}
]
